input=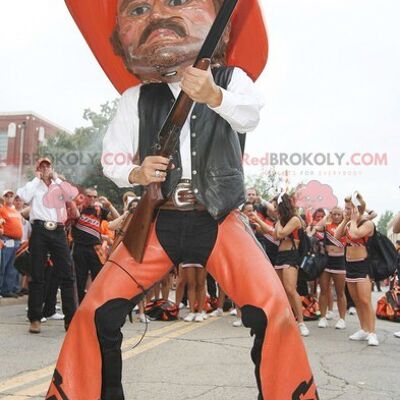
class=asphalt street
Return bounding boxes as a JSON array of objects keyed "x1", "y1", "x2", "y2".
[{"x1": 0, "y1": 291, "x2": 399, "y2": 400}]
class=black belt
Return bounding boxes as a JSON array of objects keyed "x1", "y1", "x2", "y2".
[
  {"x1": 33, "y1": 220, "x2": 65, "y2": 231},
  {"x1": 159, "y1": 200, "x2": 206, "y2": 212}
]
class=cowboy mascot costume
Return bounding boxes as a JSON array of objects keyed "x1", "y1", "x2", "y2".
[{"x1": 47, "y1": 1, "x2": 318, "y2": 399}]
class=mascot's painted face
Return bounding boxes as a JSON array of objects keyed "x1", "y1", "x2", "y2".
[{"x1": 116, "y1": 0, "x2": 217, "y2": 82}]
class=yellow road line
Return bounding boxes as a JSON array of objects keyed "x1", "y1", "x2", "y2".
[
  {"x1": 0, "y1": 367, "x2": 54, "y2": 395},
  {"x1": 1, "y1": 382, "x2": 50, "y2": 400},
  {"x1": 0, "y1": 320, "x2": 186, "y2": 394},
  {"x1": 122, "y1": 320, "x2": 187, "y2": 350},
  {"x1": 0, "y1": 318, "x2": 216, "y2": 399},
  {"x1": 123, "y1": 317, "x2": 215, "y2": 359}
]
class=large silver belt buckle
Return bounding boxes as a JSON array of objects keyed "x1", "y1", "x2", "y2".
[
  {"x1": 173, "y1": 181, "x2": 195, "y2": 210},
  {"x1": 44, "y1": 221, "x2": 57, "y2": 231}
]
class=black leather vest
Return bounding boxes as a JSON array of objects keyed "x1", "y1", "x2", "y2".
[{"x1": 138, "y1": 67, "x2": 246, "y2": 220}]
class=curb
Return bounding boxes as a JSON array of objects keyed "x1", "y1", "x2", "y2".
[{"x1": 0, "y1": 295, "x2": 28, "y2": 307}]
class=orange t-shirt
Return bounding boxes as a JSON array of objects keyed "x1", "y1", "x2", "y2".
[
  {"x1": 0, "y1": 205, "x2": 23, "y2": 240},
  {"x1": 100, "y1": 220, "x2": 114, "y2": 241},
  {"x1": 0, "y1": 216, "x2": 3, "y2": 248}
]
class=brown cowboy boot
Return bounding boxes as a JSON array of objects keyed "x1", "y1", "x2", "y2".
[{"x1": 29, "y1": 321, "x2": 41, "y2": 334}]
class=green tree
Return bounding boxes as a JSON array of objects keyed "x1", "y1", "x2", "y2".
[
  {"x1": 245, "y1": 168, "x2": 283, "y2": 200},
  {"x1": 377, "y1": 210, "x2": 394, "y2": 235},
  {"x1": 37, "y1": 100, "x2": 130, "y2": 210}
]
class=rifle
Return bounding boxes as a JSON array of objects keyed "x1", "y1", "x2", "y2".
[{"x1": 121, "y1": 0, "x2": 239, "y2": 263}]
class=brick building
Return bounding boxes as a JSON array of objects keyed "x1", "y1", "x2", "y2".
[{"x1": 0, "y1": 112, "x2": 70, "y2": 191}]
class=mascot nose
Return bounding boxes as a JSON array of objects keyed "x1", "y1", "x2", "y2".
[{"x1": 149, "y1": 1, "x2": 165, "y2": 21}]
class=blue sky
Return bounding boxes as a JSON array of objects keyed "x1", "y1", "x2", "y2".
[{"x1": 0, "y1": 0, "x2": 399, "y2": 214}]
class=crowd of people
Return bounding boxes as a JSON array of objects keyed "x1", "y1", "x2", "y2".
[{"x1": 1, "y1": 158, "x2": 400, "y2": 344}]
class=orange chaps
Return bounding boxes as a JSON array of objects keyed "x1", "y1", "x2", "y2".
[{"x1": 47, "y1": 211, "x2": 318, "y2": 399}]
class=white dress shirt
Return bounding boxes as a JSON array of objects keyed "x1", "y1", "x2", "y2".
[
  {"x1": 102, "y1": 67, "x2": 264, "y2": 188},
  {"x1": 21, "y1": 218, "x2": 32, "y2": 241},
  {"x1": 17, "y1": 178, "x2": 68, "y2": 223}
]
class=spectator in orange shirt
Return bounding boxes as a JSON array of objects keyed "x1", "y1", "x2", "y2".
[
  {"x1": 100, "y1": 219, "x2": 114, "y2": 250},
  {"x1": 13, "y1": 195, "x2": 31, "y2": 296},
  {"x1": 0, "y1": 189, "x2": 23, "y2": 298}
]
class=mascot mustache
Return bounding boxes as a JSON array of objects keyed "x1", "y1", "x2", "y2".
[
  {"x1": 126, "y1": 17, "x2": 201, "y2": 79},
  {"x1": 139, "y1": 17, "x2": 187, "y2": 47}
]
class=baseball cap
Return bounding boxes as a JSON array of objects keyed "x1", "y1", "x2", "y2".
[
  {"x1": 2, "y1": 189, "x2": 15, "y2": 197},
  {"x1": 36, "y1": 157, "x2": 52, "y2": 170}
]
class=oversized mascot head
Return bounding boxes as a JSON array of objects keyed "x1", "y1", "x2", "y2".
[{"x1": 65, "y1": 0, "x2": 268, "y2": 92}]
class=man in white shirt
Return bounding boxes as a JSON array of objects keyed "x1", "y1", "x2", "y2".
[
  {"x1": 17, "y1": 157, "x2": 77, "y2": 334},
  {"x1": 47, "y1": 2, "x2": 317, "y2": 400}
]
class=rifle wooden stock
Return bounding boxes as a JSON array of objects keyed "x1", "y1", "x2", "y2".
[
  {"x1": 122, "y1": 183, "x2": 165, "y2": 263},
  {"x1": 117, "y1": 0, "x2": 239, "y2": 262}
]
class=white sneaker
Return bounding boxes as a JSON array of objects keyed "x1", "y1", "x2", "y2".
[
  {"x1": 318, "y1": 317, "x2": 328, "y2": 328},
  {"x1": 348, "y1": 307, "x2": 356, "y2": 315},
  {"x1": 298, "y1": 323, "x2": 310, "y2": 337},
  {"x1": 349, "y1": 329, "x2": 369, "y2": 341},
  {"x1": 201, "y1": 311, "x2": 208, "y2": 320},
  {"x1": 209, "y1": 308, "x2": 223, "y2": 317},
  {"x1": 335, "y1": 319, "x2": 346, "y2": 330},
  {"x1": 194, "y1": 313, "x2": 204, "y2": 322},
  {"x1": 394, "y1": 331, "x2": 400, "y2": 338},
  {"x1": 230, "y1": 308, "x2": 238, "y2": 316},
  {"x1": 139, "y1": 314, "x2": 150, "y2": 324},
  {"x1": 232, "y1": 319, "x2": 243, "y2": 327},
  {"x1": 184, "y1": 312, "x2": 196, "y2": 322},
  {"x1": 47, "y1": 312, "x2": 65, "y2": 320},
  {"x1": 326, "y1": 310, "x2": 334, "y2": 320},
  {"x1": 40, "y1": 317, "x2": 47, "y2": 323},
  {"x1": 367, "y1": 333, "x2": 379, "y2": 346}
]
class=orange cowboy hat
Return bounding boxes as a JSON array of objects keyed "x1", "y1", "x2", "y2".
[{"x1": 65, "y1": 0, "x2": 268, "y2": 93}]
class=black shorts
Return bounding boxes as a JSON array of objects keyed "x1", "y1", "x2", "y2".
[
  {"x1": 275, "y1": 250, "x2": 300, "y2": 269},
  {"x1": 325, "y1": 255, "x2": 346, "y2": 274},
  {"x1": 345, "y1": 259, "x2": 372, "y2": 282},
  {"x1": 156, "y1": 210, "x2": 218, "y2": 267}
]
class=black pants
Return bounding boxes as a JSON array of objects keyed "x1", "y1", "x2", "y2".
[
  {"x1": 28, "y1": 224, "x2": 76, "y2": 325},
  {"x1": 207, "y1": 273, "x2": 217, "y2": 298},
  {"x1": 42, "y1": 265, "x2": 60, "y2": 318},
  {"x1": 72, "y1": 243, "x2": 103, "y2": 303},
  {"x1": 155, "y1": 210, "x2": 218, "y2": 266}
]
